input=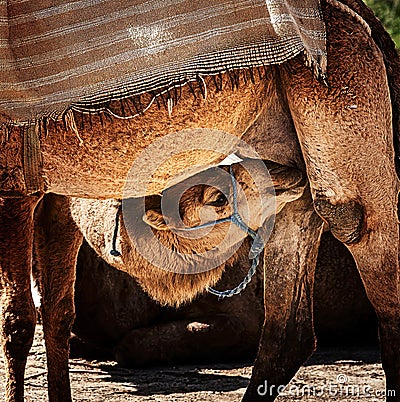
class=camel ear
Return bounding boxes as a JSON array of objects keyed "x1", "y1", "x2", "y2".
[
  {"x1": 265, "y1": 162, "x2": 304, "y2": 191},
  {"x1": 143, "y1": 208, "x2": 169, "y2": 230},
  {"x1": 143, "y1": 195, "x2": 168, "y2": 230}
]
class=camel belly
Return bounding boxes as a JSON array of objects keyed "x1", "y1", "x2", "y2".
[
  {"x1": 42, "y1": 73, "x2": 270, "y2": 198},
  {"x1": 0, "y1": 71, "x2": 303, "y2": 198}
]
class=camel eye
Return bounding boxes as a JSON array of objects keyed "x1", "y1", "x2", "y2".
[{"x1": 206, "y1": 193, "x2": 228, "y2": 207}]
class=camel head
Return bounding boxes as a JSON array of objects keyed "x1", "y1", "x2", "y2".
[{"x1": 121, "y1": 159, "x2": 305, "y2": 306}]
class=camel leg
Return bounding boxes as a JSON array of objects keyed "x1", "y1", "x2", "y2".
[
  {"x1": 242, "y1": 189, "x2": 324, "y2": 401},
  {"x1": 0, "y1": 195, "x2": 42, "y2": 402},
  {"x1": 34, "y1": 194, "x2": 82, "y2": 402},
  {"x1": 279, "y1": 4, "x2": 400, "y2": 399}
]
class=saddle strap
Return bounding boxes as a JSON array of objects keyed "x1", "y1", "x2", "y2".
[{"x1": 23, "y1": 123, "x2": 45, "y2": 194}]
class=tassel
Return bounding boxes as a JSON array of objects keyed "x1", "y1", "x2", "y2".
[{"x1": 64, "y1": 109, "x2": 84, "y2": 145}]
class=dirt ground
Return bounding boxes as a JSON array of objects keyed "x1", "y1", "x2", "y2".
[{"x1": 0, "y1": 325, "x2": 388, "y2": 402}]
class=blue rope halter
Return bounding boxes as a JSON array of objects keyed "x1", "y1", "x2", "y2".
[
  {"x1": 175, "y1": 165, "x2": 265, "y2": 299},
  {"x1": 110, "y1": 166, "x2": 265, "y2": 299}
]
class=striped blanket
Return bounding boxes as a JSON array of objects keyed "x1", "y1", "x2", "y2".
[{"x1": 0, "y1": 0, "x2": 326, "y2": 124}]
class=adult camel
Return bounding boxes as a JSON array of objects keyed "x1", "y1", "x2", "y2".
[{"x1": 1, "y1": 1, "x2": 400, "y2": 402}]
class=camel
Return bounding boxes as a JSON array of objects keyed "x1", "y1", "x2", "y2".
[
  {"x1": 41, "y1": 160, "x2": 302, "y2": 364},
  {"x1": 1, "y1": 0, "x2": 400, "y2": 401}
]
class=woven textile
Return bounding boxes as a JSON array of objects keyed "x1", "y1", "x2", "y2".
[{"x1": 0, "y1": 0, "x2": 326, "y2": 123}]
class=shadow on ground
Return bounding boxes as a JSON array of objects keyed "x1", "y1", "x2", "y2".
[
  {"x1": 94, "y1": 346, "x2": 381, "y2": 397},
  {"x1": 97, "y1": 362, "x2": 251, "y2": 396}
]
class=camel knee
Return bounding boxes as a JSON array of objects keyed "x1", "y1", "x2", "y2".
[
  {"x1": 313, "y1": 194, "x2": 364, "y2": 245},
  {"x1": 42, "y1": 302, "x2": 75, "y2": 341},
  {"x1": 2, "y1": 306, "x2": 36, "y2": 360}
]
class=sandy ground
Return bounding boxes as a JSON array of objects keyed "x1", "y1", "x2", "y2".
[{"x1": 0, "y1": 325, "x2": 388, "y2": 401}]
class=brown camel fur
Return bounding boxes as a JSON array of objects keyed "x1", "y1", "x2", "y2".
[
  {"x1": 241, "y1": 2, "x2": 400, "y2": 401},
  {"x1": 1, "y1": 0, "x2": 400, "y2": 401}
]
